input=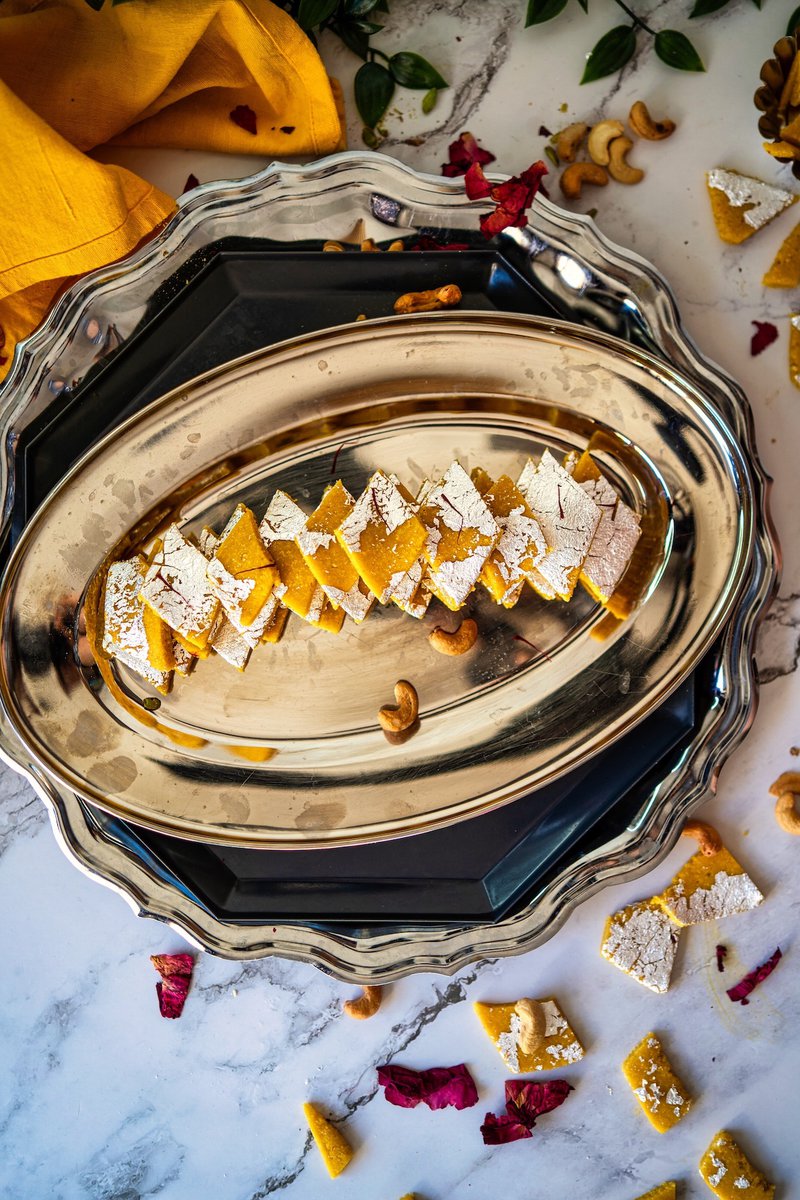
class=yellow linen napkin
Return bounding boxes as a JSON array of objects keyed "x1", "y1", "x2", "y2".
[{"x1": 0, "y1": 0, "x2": 344, "y2": 381}]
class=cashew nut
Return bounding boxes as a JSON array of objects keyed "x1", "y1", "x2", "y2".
[
  {"x1": 555, "y1": 122, "x2": 589, "y2": 163},
  {"x1": 343, "y1": 985, "x2": 383, "y2": 1019},
  {"x1": 588, "y1": 119, "x2": 625, "y2": 166},
  {"x1": 607, "y1": 136, "x2": 644, "y2": 185},
  {"x1": 427, "y1": 618, "x2": 478, "y2": 656},
  {"x1": 387, "y1": 239, "x2": 405, "y2": 252},
  {"x1": 360, "y1": 238, "x2": 380, "y2": 252},
  {"x1": 682, "y1": 818, "x2": 722, "y2": 857},
  {"x1": 769, "y1": 771, "x2": 800, "y2": 835},
  {"x1": 323, "y1": 240, "x2": 344, "y2": 252},
  {"x1": 514, "y1": 998, "x2": 547, "y2": 1055},
  {"x1": 559, "y1": 162, "x2": 609, "y2": 200},
  {"x1": 394, "y1": 284, "x2": 462, "y2": 314},
  {"x1": 378, "y1": 680, "x2": 419, "y2": 732},
  {"x1": 629, "y1": 100, "x2": 676, "y2": 141}
]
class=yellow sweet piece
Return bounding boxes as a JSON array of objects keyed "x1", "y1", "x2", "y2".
[
  {"x1": 601, "y1": 899, "x2": 680, "y2": 994},
  {"x1": 261, "y1": 492, "x2": 345, "y2": 632},
  {"x1": 655, "y1": 846, "x2": 763, "y2": 927},
  {"x1": 336, "y1": 470, "x2": 427, "y2": 603},
  {"x1": 261, "y1": 605, "x2": 289, "y2": 644},
  {"x1": 790, "y1": 315, "x2": 800, "y2": 391},
  {"x1": 418, "y1": 461, "x2": 499, "y2": 610},
  {"x1": 470, "y1": 466, "x2": 493, "y2": 495},
  {"x1": 763, "y1": 222, "x2": 800, "y2": 287},
  {"x1": 297, "y1": 481, "x2": 373, "y2": 622},
  {"x1": 699, "y1": 1130, "x2": 774, "y2": 1199},
  {"x1": 635, "y1": 1184, "x2": 676, "y2": 1200},
  {"x1": 480, "y1": 474, "x2": 547, "y2": 607},
  {"x1": 140, "y1": 524, "x2": 220, "y2": 649},
  {"x1": 622, "y1": 1032, "x2": 692, "y2": 1133},
  {"x1": 208, "y1": 503, "x2": 280, "y2": 628},
  {"x1": 706, "y1": 169, "x2": 797, "y2": 244},
  {"x1": 473, "y1": 996, "x2": 584, "y2": 1073},
  {"x1": 303, "y1": 1102, "x2": 354, "y2": 1178},
  {"x1": 102, "y1": 556, "x2": 173, "y2": 691},
  {"x1": 174, "y1": 629, "x2": 213, "y2": 660},
  {"x1": 140, "y1": 604, "x2": 175, "y2": 672}
]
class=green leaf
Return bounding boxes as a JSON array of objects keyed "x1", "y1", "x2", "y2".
[
  {"x1": 580, "y1": 25, "x2": 636, "y2": 84},
  {"x1": 332, "y1": 19, "x2": 369, "y2": 58},
  {"x1": 574, "y1": 0, "x2": 589, "y2": 10},
  {"x1": 689, "y1": 0, "x2": 730, "y2": 15},
  {"x1": 354, "y1": 61, "x2": 395, "y2": 127},
  {"x1": 750, "y1": 0, "x2": 762, "y2": 7},
  {"x1": 788, "y1": 5, "x2": 800, "y2": 33},
  {"x1": 389, "y1": 52, "x2": 448, "y2": 90},
  {"x1": 525, "y1": 0, "x2": 567, "y2": 26},
  {"x1": 421, "y1": 87, "x2": 438, "y2": 114},
  {"x1": 655, "y1": 29, "x2": 705, "y2": 72},
  {"x1": 297, "y1": 0, "x2": 338, "y2": 30},
  {"x1": 344, "y1": 0, "x2": 379, "y2": 13},
  {"x1": 374, "y1": 0, "x2": 389, "y2": 10}
]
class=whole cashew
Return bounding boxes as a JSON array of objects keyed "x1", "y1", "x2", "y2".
[
  {"x1": 629, "y1": 100, "x2": 676, "y2": 141},
  {"x1": 360, "y1": 238, "x2": 380, "y2": 252},
  {"x1": 607, "y1": 137, "x2": 644, "y2": 185},
  {"x1": 323, "y1": 240, "x2": 344, "y2": 252},
  {"x1": 428, "y1": 618, "x2": 478, "y2": 656},
  {"x1": 514, "y1": 998, "x2": 547, "y2": 1055},
  {"x1": 682, "y1": 818, "x2": 722, "y2": 857},
  {"x1": 343, "y1": 985, "x2": 383, "y2": 1019},
  {"x1": 588, "y1": 119, "x2": 625, "y2": 166},
  {"x1": 555, "y1": 122, "x2": 589, "y2": 163},
  {"x1": 387, "y1": 239, "x2": 405, "y2": 251},
  {"x1": 378, "y1": 680, "x2": 419, "y2": 732},
  {"x1": 769, "y1": 771, "x2": 800, "y2": 835},
  {"x1": 560, "y1": 163, "x2": 609, "y2": 200}
]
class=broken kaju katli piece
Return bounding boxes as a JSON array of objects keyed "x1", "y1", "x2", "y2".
[
  {"x1": 335, "y1": 470, "x2": 427, "y2": 605},
  {"x1": 699, "y1": 1130, "x2": 775, "y2": 1200},
  {"x1": 303, "y1": 1103, "x2": 354, "y2": 1178},
  {"x1": 705, "y1": 168, "x2": 797, "y2": 244},
  {"x1": 564, "y1": 450, "x2": 641, "y2": 607},
  {"x1": 479, "y1": 474, "x2": 548, "y2": 607},
  {"x1": 600, "y1": 899, "x2": 680, "y2": 994},
  {"x1": 296, "y1": 480, "x2": 374, "y2": 623},
  {"x1": 140, "y1": 524, "x2": 221, "y2": 654},
  {"x1": 260, "y1": 491, "x2": 344, "y2": 633},
  {"x1": 517, "y1": 449, "x2": 601, "y2": 601},
  {"x1": 206, "y1": 503, "x2": 279, "y2": 629},
  {"x1": 634, "y1": 1185, "x2": 676, "y2": 1200},
  {"x1": 200, "y1": 525, "x2": 281, "y2": 667},
  {"x1": 655, "y1": 845, "x2": 763, "y2": 926},
  {"x1": 417, "y1": 461, "x2": 499, "y2": 611},
  {"x1": 473, "y1": 995, "x2": 584, "y2": 1072},
  {"x1": 103, "y1": 557, "x2": 174, "y2": 692},
  {"x1": 622, "y1": 1032, "x2": 692, "y2": 1134}
]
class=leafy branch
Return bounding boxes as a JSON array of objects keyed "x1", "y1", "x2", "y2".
[{"x1": 525, "y1": 0, "x2": 766, "y2": 82}]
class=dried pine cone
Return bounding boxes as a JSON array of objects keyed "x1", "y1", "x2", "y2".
[{"x1": 755, "y1": 35, "x2": 800, "y2": 179}]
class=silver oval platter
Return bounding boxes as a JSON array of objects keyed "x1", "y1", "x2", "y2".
[{"x1": 0, "y1": 311, "x2": 752, "y2": 849}]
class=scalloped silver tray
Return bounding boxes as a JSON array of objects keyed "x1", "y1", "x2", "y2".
[{"x1": 0, "y1": 153, "x2": 779, "y2": 980}]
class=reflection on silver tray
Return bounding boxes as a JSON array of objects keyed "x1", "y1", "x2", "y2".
[{"x1": 0, "y1": 153, "x2": 778, "y2": 979}]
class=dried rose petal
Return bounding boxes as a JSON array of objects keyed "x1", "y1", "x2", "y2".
[
  {"x1": 0, "y1": 356, "x2": 7, "y2": 368},
  {"x1": 480, "y1": 1113, "x2": 532, "y2": 1144},
  {"x1": 505, "y1": 1079, "x2": 573, "y2": 1125},
  {"x1": 481, "y1": 1078, "x2": 573, "y2": 1145},
  {"x1": 182, "y1": 173, "x2": 199, "y2": 194},
  {"x1": 230, "y1": 104, "x2": 257, "y2": 135},
  {"x1": 727, "y1": 947, "x2": 782, "y2": 1005},
  {"x1": 441, "y1": 131, "x2": 496, "y2": 178},
  {"x1": 464, "y1": 162, "x2": 493, "y2": 201},
  {"x1": 716, "y1": 944, "x2": 727, "y2": 973},
  {"x1": 751, "y1": 320, "x2": 778, "y2": 356},
  {"x1": 377, "y1": 1063, "x2": 478, "y2": 1111},
  {"x1": 280, "y1": 125, "x2": 295, "y2": 134},
  {"x1": 151, "y1": 953, "x2": 194, "y2": 1019},
  {"x1": 464, "y1": 161, "x2": 548, "y2": 239},
  {"x1": 538, "y1": 124, "x2": 552, "y2": 137},
  {"x1": 409, "y1": 235, "x2": 471, "y2": 252}
]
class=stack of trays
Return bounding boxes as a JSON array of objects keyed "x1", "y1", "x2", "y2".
[{"x1": 0, "y1": 155, "x2": 777, "y2": 980}]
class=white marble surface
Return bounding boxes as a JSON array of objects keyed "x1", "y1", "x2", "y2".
[{"x1": 2, "y1": 3, "x2": 800, "y2": 1197}]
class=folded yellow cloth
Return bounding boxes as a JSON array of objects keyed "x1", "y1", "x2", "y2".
[{"x1": 0, "y1": 0, "x2": 344, "y2": 381}]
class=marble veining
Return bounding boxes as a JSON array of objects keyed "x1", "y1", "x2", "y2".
[{"x1": 2, "y1": 2, "x2": 799, "y2": 1196}]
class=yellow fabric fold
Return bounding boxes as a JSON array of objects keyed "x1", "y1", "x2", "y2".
[{"x1": 0, "y1": 0, "x2": 344, "y2": 380}]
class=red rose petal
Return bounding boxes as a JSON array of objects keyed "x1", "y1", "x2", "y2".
[
  {"x1": 751, "y1": 320, "x2": 778, "y2": 356},
  {"x1": 182, "y1": 173, "x2": 200, "y2": 194},
  {"x1": 716, "y1": 944, "x2": 727, "y2": 973},
  {"x1": 230, "y1": 104, "x2": 257, "y2": 136},
  {"x1": 409, "y1": 236, "x2": 471, "y2": 251},
  {"x1": 0, "y1": 356, "x2": 7, "y2": 368},
  {"x1": 480, "y1": 1113, "x2": 532, "y2": 1144},
  {"x1": 150, "y1": 952, "x2": 194, "y2": 1019},
  {"x1": 464, "y1": 162, "x2": 493, "y2": 201},
  {"x1": 441, "y1": 131, "x2": 496, "y2": 177},
  {"x1": 377, "y1": 1063, "x2": 478, "y2": 1111},
  {"x1": 466, "y1": 160, "x2": 548, "y2": 240},
  {"x1": 726, "y1": 947, "x2": 782, "y2": 1005}
]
